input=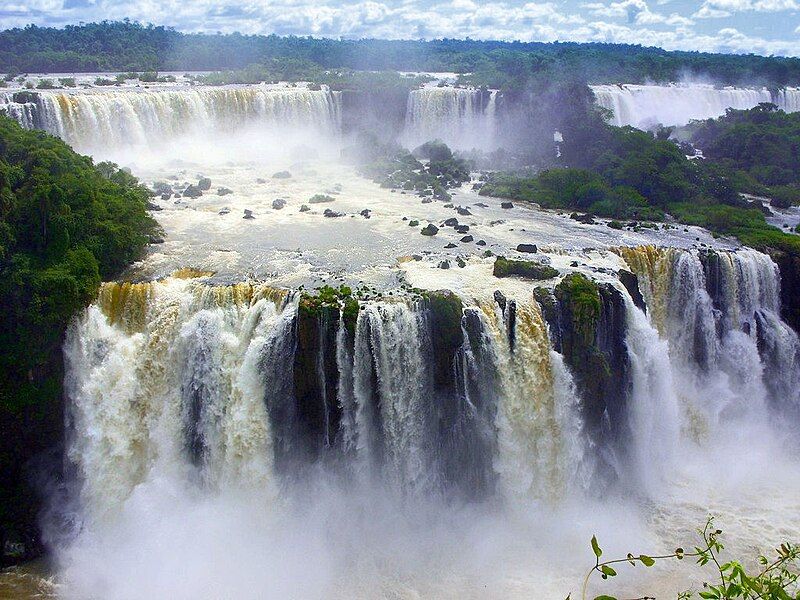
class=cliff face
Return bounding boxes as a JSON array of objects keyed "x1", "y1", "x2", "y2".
[{"x1": 769, "y1": 249, "x2": 800, "y2": 335}]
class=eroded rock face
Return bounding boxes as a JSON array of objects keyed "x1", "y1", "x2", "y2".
[
  {"x1": 535, "y1": 274, "x2": 630, "y2": 485},
  {"x1": 768, "y1": 249, "x2": 800, "y2": 334}
]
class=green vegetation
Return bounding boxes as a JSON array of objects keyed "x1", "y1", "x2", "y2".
[
  {"x1": 583, "y1": 517, "x2": 799, "y2": 600},
  {"x1": 0, "y1": 116, "x2": 158, "y2": 562},
  {"x1": 3, "y1": 21, "x2": 800, "y2": 89},
  {"x1": 493, "y1": 256, "x2": 559, "y2": 280}
]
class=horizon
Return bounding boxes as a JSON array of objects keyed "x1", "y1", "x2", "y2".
[{"x1": 1, "y1": 0, "x2": 799, "y2": 58}]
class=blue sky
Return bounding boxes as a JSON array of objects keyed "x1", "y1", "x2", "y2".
[{"x1": 2, "y1": 0, "x2": 799, "y2": 56}]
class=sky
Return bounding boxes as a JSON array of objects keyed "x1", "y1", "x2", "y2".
[{"x1": 2, "y1": 0, "x2": 799, "y2": 56}]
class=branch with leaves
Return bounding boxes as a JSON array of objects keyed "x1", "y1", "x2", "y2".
[{"x1": 575, "y1": 517, "x2": 800, "y2": 600}]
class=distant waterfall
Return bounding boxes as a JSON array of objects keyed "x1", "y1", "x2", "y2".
[
  {"x1": 591, "y1": 83, "x2": 800, "y2": 128},
  {"x1": 64, "y1": 246, "x2": 800, "y2": 522},
  {"x1": 401, "y1": 86, "x2": 498, "y2": 150},
  {"x1": 0, "y1": 86, "x2": 342, "y2": 152}
]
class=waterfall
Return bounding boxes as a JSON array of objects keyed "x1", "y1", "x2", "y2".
[
  {"x1": 63, "y1": 247, "x2": 800, "y2": 525},
  {"x1": 2, "y1": 85, "x2": 342, "y2": 152},
  {"x1": 590, "y1": 83, "x2": 797, "y2": 128},
  {"x1": 401, "y1": 86, "x2": 498, "y2": 150},
  {"x1": 0, "y1": 92, "x2": 38, "y2": 129}
]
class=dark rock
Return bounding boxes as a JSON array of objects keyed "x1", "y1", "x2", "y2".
[
  {"x1": 494, "y1": 290, "x2": 507, "y2": 311},
  {"x1": 445, "y1": 243, "x2": 457, "y2": 249},
  {"x1": 460, "y1": 235, "x2": 473, "y2": 243},
  {"x1": 455, "y1": 225, "x2": 470, "y2": 234},
  {"x1": 476, "y1": 240, "x2": 486, "y2": 246},
  {"x1": 309, "y1": 194, "x2": 335, "y2": 204},
  {"x1": 272, "y1": 171, "x2": 292, "y2": 179},
  {"x1": 494, "y1": 257, "x2": 558, "y2": 280},
  {"x1": 456, "y1": 206, "x2": 472, "y2": 216},
  {"x1": 217, "y1": 187, "x2": 233, "y2": 196},
  {"x1": 198, "y1": 177, "x2": 212, "y2": 191},
  {"x1": 438, "y1": 260, "x2": 451, "y2": 269},
  {"x1": 409, "y1": 220, "x2": 420, "y2": 227},
  {"x1": 516, "y1": 244, "x2": 538, "y2": 253},
  {"x1": 501, "y1": 202, "x2": 514, "y2": 209},
  {"x1": 149, "y1": 235, "x2": 165, "y2": 244},
  {"x1": 272, "y1": 198, "x2": 287, "y2": 210},
  {"x1": 570, "y1": 261, "x2": 579, "y2": 267},
  {"x1": 183, "y1": 184, "x2": 203, "y2": 198},
  {"x1": 146, "y1": 201, "x2": 162, "y2": 211},
  {"x1": 324, "y1": 209, "x2": 345, "y2": 218},
  {"x1": 299, "y1": 204, "x2": 310, "y2": 212},
  {"x1": 474, "y1": 202, "x2": 488, "y2": 207},
  {"x1": 618, "y1": 269, "x2": 646, "y2": 313},
  {"x1": 243, "y1": 209, "x2": 255, "y2": 219},
  {"x1": 421, "y1": 198, "x2": 432, "y2": 204},
  {"x1": 444, "y1": 218, "x2": 459, "y2": 227},
  {"x1": 456, "y1": 257, "x2": 466, "y2": 268},
  {"x1": 360, "y1": 209, "x2": 371, "y2": 219},
  {"x1": 570, "y1": 213, "x2": 596, "y2": 224},
  {"x1": 421, "y1": 224, "x2": 439, "y2": 236},
  {"x1": 218, "y1": 207, "x2": 231, "y2": 215},
  {"x1": 160, "y1": 193, "x2": 171, "y2": 200}
]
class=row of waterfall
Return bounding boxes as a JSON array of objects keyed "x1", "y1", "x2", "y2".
[
  {"x1": 63, "y1": 247, "x2": 800, "y2": 524},
  {"x1": 592, "y1": 83, "x2": 800, "y2": 128},
  {"x1": 0, "y1": 86, "x2": 343, "y2": 153},
  {"x1": 0, "y1": 85, "x2": 498, "y2": 153}
]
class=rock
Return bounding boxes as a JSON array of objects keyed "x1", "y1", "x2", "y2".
[
  {"x1": 360, "y1": 209, "x2": 371, "y2": 219},
  {"x1": 443, "y1": 218, "x2": 459, "y2": 227},
  {"x1": 272, "y1": 198, "x2": 287, "y2": 210},
  {"x1": 324, "y1": 209, "x2": 345, "y2": 218},
  {"x1": 472, "y1": 183, "x2": 484, "y2": 191},
  {"x1": 438, "y1": 260, "x2": 451, "y2": 269},
  {"x1": 460, "y1": 235, "x2": 474, "y2": 243},
  {"x1": 243, "y1": 209, "x2": 255, "y2": 219},
  {"x1": 445, "y1": 243, "x2": 457, "y2": 249},
  {"x1": 456, "y1": 206, "x2": 472, "y2": 216},
  {"x1": 421, "y1": 224, "x2": 439, "y2": 236},
  {"x1": 493, "y1": 256, "x2": 558, "y2": 280},
  {"x1": 309, "y1": 194, "x2": 335, "y2": 204},
  {"x1": 146, "y1": 201, "x2": 162, "y2": 211},
  {"x1": 501, "y1": 202, "x2": 514, "y2": 209},
  {"x1": 443, "y1": 203, "x2": 454, "y2": 208},
  {"x1": 476, "y1": 240, "x2": 486, "y2": 246},
  {"x1": 217, "y1": 187, "x2": 233, "y2": 196},
  {"x1": 198, "y1": 177, "x2": 212, "y2": 191},
  {"x1": 183, "y1": 184, "x2": 203, "y2": 198},
  {"x1": 160, "y1": 192, "x2": 171, "y2": 200},
  {"x1": 409, "y1": 220, "x2": 420, "y2": 227},
  {"x1": 618, "y1": 269, "x2": 646, "y2": 313},
  {"x1": 256, "y1": 178, "x2": 267, "y2": 184},
  {"x1": 494, "y1": 290, "x2": 507, "y2": 311},
  {"x1": 272, "y1": 170, "x2": 292, "y2": 179},
  {"x1": 456, "y1": 257, "x2": 466, "y2": 268},
  {"x1": 517, "y1": 244, "x2": 538, "y2": 253},
  {"x1": 570, "y1": 261, "x2": 579, "y2": 267},
  {"x1": 299, "y1": 204, "x2": 310, "y2": 212},
  {"x1": 570, "y1": 213, "x2": 596, "y2": 225},
  {"x1": 421, "y1": 198, "x2": 432, "y2": 204},
  {"x1": 455, "y1": 225, "x2": 470, "y2": 234},
  {"x1": 474, "y1": 202, "x2": 488, "y2": 207},
  {"x1": 149, "y1": 235, "x2": 165, "y2": 244}
]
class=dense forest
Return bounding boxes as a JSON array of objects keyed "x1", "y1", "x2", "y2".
[
  {"x1": 0, "y1": 117, "x2": 158, "y2": 562},
  {"x1": 3, "y1": 21, "x2": 800, "y2": 89}
]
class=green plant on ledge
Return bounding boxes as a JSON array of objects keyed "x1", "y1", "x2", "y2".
[{"x1": 576, "y1": 517, "x2": 799, "y2": 600}]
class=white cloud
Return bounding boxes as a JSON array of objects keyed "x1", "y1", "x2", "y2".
[
  {"x1": 583, "y1": 0, "x2": 692, "y2": 26},
  {"x1": 694, "y1": 0, "x2": 799, "y2": 18}
]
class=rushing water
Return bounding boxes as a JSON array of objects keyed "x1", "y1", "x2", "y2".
[{"x1": 591, "y1": 83, "x2": 800, "y2": 128}]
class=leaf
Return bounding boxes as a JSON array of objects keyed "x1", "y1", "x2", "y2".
[
  {"x1": 593, "y1": 596, "x2": 618, "y2": 600},
  {"x1": 600, "y1": 565, "x2": 617, "y2": 577},
  {"x1": 639, "y1": 554, "x2": 655, "y2": 567},
  {"x1": 591, "y1": 535, "x2": 603, "y2": 558}
]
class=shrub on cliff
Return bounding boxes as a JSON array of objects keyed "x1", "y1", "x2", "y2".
[{"x1": 0, "y1": 116, "x2": 158, "y2": 563}]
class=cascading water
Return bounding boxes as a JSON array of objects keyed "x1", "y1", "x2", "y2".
[
  {"x1": 1, "y1": 85, "x2": 342, "y2": 153},
  {"x1": 401, "y1": 86, "x2": 498, "y2": 150},
  {"x1": 591, "y1": 83, "x2": 800, "y2": 128}
]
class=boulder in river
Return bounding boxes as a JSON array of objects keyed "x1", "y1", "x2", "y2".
[
  {"x1": 183, "y1": 185, "x2": 203, "y2": 198},
  {"x1": 198, "y1": 177, "x2": 212, "y2": 191},
  {"x1": 501, "y1": 202, "x2": 514, "y2": 209},
  {"x1": 460, "y1": 235, "x2": 473, "y2": 243},
  {"x1": 421, "y1": 224, "x2": 439, "y2": 236},
  {"x1": 299, "y1": 204, "x2": 310, "y2": 212},
  {"x1": 272, "y1": 171, "x2": 292, "y2": 179},
  {"x1": 517, "y1": 244, "x2": 538, "y2": 253},
  {"x1": 272, "y1": 198, "x2": 287, "y2": 210},
  {"x1": 217, "y1": 187, "x2": 233, "y2": 196},
  {"x1": 243, "y1": 209, "x2": 255, "y2": 219},
  {"x1": 324, "y1": 209, "x2": 345, "y2": 218}
]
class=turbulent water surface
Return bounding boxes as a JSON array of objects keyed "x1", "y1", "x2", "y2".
[{"x1": 2, "y1": 81, "x2": 800, "y2": 600}]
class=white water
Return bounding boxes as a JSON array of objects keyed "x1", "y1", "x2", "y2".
[
  {"x1": 591, "y1": 83, "x2": 800, "y2": 128},
  {"x1": 402, "y1": 86, "x2": 498, "y2": 150}
]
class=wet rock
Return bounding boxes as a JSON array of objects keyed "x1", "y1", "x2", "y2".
[
  {"x1": 456, "y1": 257, "x2": 466, "y2": 268},
  {"x1": 421, "y1": 224, "x2": 439, "y2": 236},
  {"x1": 323, "y1": 209, "x2": 345, "y2": 218},
  {"x1": 272, "y1": 171, "x2": 292, "y2": 179},
  {"x1": 146, "y1": 201, "x2": 162, "y2": 211},
  {"x1": 460, "y1": 235, "x2": 474, "y2": 243},
  {"x1": 272, "y1": 198, "x2": 287, "y2": 210},
  {"x1": 243, "y1": 209, "x2": 255, "y2": 219},
  {"x1": 309, "y1": 194, "x2": 335, "y2": 204},
  {"x1": 501, "y1": 202, "x2": 514, "y2": 209},
  {"x1": 183, "y1": 184, "x2": 203, "y2": 198},
  {"x1": 160, "y1": 192, "x2": 171, "y2": 201},
  {"x1": 445, "y1": 243, "x2": 457, "y2": 249},
  {"x1": 149, "y1": 235, "x2": 165, "y2": 244},
  {"x1": 438, "y1": 260, "x2": 451, "y2": 269},
  {"x1": 476, "y1": 240, "x2": 486, "y2": 246},
  {"x1": 217, "y1": 187, "x2": 233, "y2": 196},
  {"x1": 360, "y1": 209, "x2": 371, "y2": 219},
  {"x1": 618, "y1": 269, "x2": 646, "y2": 313},
  {"x1": 455, "y1": 225, "x2": 470, "y2": 234},
  {"x1": 456, "y1": 206, "x2": 472, "y2": 216},
  {"x1": 443, "y1": 217, "x2": 459, "y2": 227},
  {"x1": 516, "y1": 243, "x2": 538, "y2": 253},
  {"x1": 218, "y1": 207, "x2": 231, "y2": 215},
  {"x1": 493, "y1": 290, "x2": 507, "y2": 311},
  {"x1": 494, "y1": 257, "x2": 558, "y2": 280},
  {"x1": 409, "y1": 220, "x2": 420, "y2": 227},
  {"x1": 421, "y1": 198, "x2": 432, "y2": 204},
  {"x1": 299, "y1": 204, "x2": 310, "y2": 212},
  {"x1": 570, "y1": 261, "x2": 579, "y2": 267},
  {"x1": 570, "y1": 213, "x2": 596, "y2": 225},
  {"x1": 198, "y1": 177, "x2": 212, "y2": 191},
  {"x1": 474, "y1": 202, "x2": 488, "y2": 207}
]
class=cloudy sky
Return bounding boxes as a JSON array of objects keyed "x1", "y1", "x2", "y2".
[{"x1": 2, "y1": 0, "x2": 799, "y2": 56}]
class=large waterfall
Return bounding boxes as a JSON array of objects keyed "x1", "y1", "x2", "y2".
[
  {"x1": 0, "y1": 86, "x2": 342, "y2": 153},
  {"x1": 591, "y1": 83, "x2": 800, "y2": 128},
  {"x1": 401, "y1": 86, "x2": 498, "y2": 151},
  {"x1": 62, "y1": 247, "x2": 800, "y2": 520}
]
